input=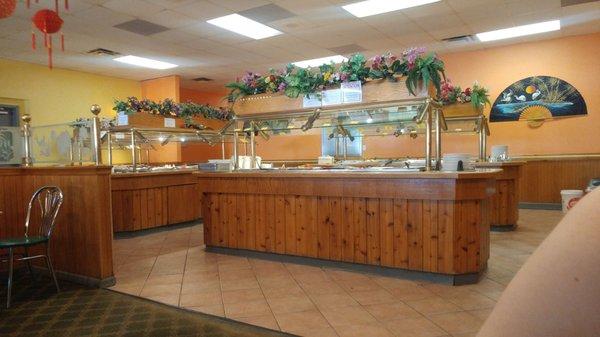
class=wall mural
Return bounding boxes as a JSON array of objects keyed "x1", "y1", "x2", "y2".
[{"x1": 490, "y1": 76, "x2": 587, "y2": 126}]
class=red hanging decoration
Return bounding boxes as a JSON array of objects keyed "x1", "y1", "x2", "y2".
[
  {"x1": 32, "y1": 9, "x2": 63, "y2": 69},
  {"x1": 0, "y1": 0, "x2": 17, "y2": 19}
]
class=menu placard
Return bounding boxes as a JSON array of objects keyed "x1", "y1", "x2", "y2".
[
  {"x1": 321, "y1": 89, "x2": 342, "y2": 106},
  {"x1": 341, "y1": 81, "x2": 362, "y2": 103}
]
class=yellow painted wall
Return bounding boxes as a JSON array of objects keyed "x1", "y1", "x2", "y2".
[
  {"x1": 0, "y1": 58, "x2": 142, "y2": 164},
  {"x1": 0, "y1": 58, "x2": 141, "y2": 124}
]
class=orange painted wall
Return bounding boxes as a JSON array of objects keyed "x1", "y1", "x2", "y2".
[
  {"x1": 180, "y1": 87, "x2": 227, "y2": 107},
  {"x1": 249, "y1": 33, "x2": 600, "y2": 160},
  {"x1": 178, "y1": 87, "x2": 230, "y2": 162},
  {"x1": 141, "y1": 75, "x2": 180, "y2": 102}
]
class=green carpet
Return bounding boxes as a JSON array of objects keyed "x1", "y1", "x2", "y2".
[{"x1": 0, "y1": 270, "x2": 294, "y2": 337}]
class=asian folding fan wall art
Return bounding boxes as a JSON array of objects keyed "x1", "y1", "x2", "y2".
[{"x1": 490, "y1": 76, "x2": 587, "y2": 127}]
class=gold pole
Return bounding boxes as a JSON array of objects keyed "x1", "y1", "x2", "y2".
[{"x1": 21, "y1": 114, "x2": 33, "y2": 167}]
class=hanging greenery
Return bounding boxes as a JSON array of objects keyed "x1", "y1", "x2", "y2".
[
  {"x1": 225, "y1": 47, "x2": 447, "y2": 102},
  {"x1": 113, "y1": 97, "x2": 234, "y2": 126}
]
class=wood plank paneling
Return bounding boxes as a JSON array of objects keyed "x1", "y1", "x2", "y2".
[
  {"x1": 198, "y1": 174, "x2": 495, "y2": 276},
  {"x1": 518, "y1": 157, "x2": 600, "y2": 203},
  {"x1": 111, "y1": 172, "x2": 201, "y2": 233},
  {"x1": 0, "y1": 167, "x2": 113, "y2": 281},
  {"x1": 366, "y1": 198, "x2": 381, "y2": 265}
]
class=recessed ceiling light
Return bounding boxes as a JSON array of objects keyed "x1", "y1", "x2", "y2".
[
  {"x1": 113, "y1": 55, "x2": 178, "y2": 69},
  {"x1": 342, "y1": 0, "x2": 441, "y2": 18},
  {"x1": 207, "y1": 14, "x2": 282, "y2": 40},
  {"x1": 476, "y1": 20, "x2": 561, "y2": 42},
  {"x1": 292, "y1": 55, "x2": 348, "y2": 68}
]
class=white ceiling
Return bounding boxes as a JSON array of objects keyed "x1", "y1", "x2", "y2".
[{"x1": 1, "y1": 0, "x2": 599, "y2": 91}]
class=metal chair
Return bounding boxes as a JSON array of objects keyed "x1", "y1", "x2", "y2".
[{"x1": 0, "y1": 186, "x2": 63, "y2": 308}]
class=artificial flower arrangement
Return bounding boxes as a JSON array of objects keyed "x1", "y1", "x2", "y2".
[
  {"x1": 439, "y1": 80, "x2": 491, "y2": 109},
  {"x1": 225, "y1": 47, "x2": 446, "y2": 102},
  {"x1": 113, "y1": 97, "x2": 233, "y2": 130}
]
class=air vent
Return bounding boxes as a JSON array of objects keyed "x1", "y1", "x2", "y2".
[
  {"x1": 561, "y1": 0, "x2": 597, "y2": 7},
  {"x1": 87, "y1": 48, "x2": 121, "y2": 56},
  {"x1": 238, "y1": 4, "x2": 296, "y2": 23},
  {"x1": 329, "y1": 44, "x2": 367, "y2": 55},
  {"x1": 442, "y1": 34, "x2": 476, "y2": 43},
  {"x1": 114, "y1": 19, "x2": 169, "y2": 36},
  {"x1": 193, "y1": 77, "x2": 213, "y2": 82}
]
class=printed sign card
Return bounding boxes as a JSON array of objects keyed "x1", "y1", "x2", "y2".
[{"x1": 341, "y1": 81, "x2": 362, "y2": 103}]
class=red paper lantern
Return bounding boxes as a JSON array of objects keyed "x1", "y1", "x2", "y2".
[
  {"x1": 32, "y1": 9, "x2": 64, "y2": 69},
  {"x1": 0, "y1": 0, "x2": 17, "y2": 19}
]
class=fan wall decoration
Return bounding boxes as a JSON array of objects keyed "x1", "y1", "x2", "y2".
[{"x1": 490, "y1": 76, "x2": 587, "y2": 127}]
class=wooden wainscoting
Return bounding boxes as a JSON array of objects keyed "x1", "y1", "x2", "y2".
[
  {"x1": 0, "y1": 166, "x2": 113, "y2": 284},
  {"x1": 111, "y1": 171, "x2": 201, "y2": 232},
  {"x1": 518, "y1": 156, "x2": 600, "y2": 204}
]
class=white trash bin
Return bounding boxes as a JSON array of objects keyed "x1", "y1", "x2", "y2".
[{"x1": 560, "y1": 190, "x2": 584, "y2": 213}]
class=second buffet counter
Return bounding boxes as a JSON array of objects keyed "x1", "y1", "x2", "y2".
[
  {"x1": 111, "y1": 170, "x2": 201, "y2": 232},
  {"x1": 196, "y1": 169, "x2": 500, "y2": 284}
]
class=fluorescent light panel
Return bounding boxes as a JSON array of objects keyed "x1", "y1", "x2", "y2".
[
  {"x1": 113, "y1": 55, "x2": 178, "y2": 69},
  {"x1": 207, "y1": 14, "x2": 281, "y2": 40},
  {"x1": 293, "y1": 55, "x2": 348, "y2": 68},
  {"x1": 342, "y1": 0, "x2": 441, "y2": 18},
  {"x1": 476, "y1": 20, "x2": 561, "y2": 42}
]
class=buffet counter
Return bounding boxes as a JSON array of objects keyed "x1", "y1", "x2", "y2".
[
  {"x1": 473, "y1": 161, "x2": 525, "y2": 231},
  {"x1": 196, "y1": 169, "x2": 499, "y2": 284},
  {"x1": 111, "y1": 170, "x2": 201, "y2": 232}
]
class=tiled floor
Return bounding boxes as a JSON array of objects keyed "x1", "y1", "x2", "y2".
[{"x1": 110, "y1": 209, "x2": 563, "y2": 337}]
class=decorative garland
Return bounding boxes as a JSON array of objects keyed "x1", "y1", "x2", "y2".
[
  {"x1": 113, "y1": 97, "x2": 234, "y2": 130},
  {"x1": 226, "y1": 47, "x2": 447, "y2": 102},
  {"x1": 439, "y1": 80, "x2": 491, "y2": 109}
]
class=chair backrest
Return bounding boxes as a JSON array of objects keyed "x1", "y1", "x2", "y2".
[{"x1": 25, "y1": 186, "x2": 64, "y2": 238}]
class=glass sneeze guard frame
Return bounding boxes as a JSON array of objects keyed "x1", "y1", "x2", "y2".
[
  {"x1": 103, "y1": 125, "x2": 233, "y2": 170},
  {"x1": 227, "y1": 97, "x2": 444, "y2": 171}
]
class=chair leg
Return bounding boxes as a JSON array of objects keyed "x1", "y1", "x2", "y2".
[
  {"x1": 7, "y1": 247, "x2": 14, "y2": 309},
  {"x1": 23, "y1": 247, "x2": 35, "y2": 281},
  {"x1": 44, "y1": 244, "x2": 59, "y2": 293}
]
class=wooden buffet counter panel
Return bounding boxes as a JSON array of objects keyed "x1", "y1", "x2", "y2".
[
  {"x1": 0, "y1": 166, "x2": 113, "y2": 286},
  {"x1": 197, "y1": 170, "x2": 499, "y2": 283},
  {"x1": 473, "y1": 162, "x2": 524, "y2": 231},
  {"x1": 111, "y1": 171, "x2": 201, "y2": 232}
]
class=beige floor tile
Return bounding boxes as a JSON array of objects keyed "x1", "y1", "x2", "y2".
[
  {"x1": 309, "y1": 292, "x2": 359, "y2": 310},
  {"x1": 262, "y1": 284, "x2": 306, "y2": 299},
  {"x1": 405, "y1": 297, "x2": 462, "y2": 316},
  {"x1": 185, "y1": 304, "x2": 225, "y2": 317},
  {"x1": 179, "y1": 289, "x2": 222, "y2": 307},
  {"x1": 274, "y1": 310, "x2": 331, "y2": 334},
  {"x1": 267, "y1": 294, "x2": 317, "y2": 314},
  {"x1": 300, "y1": 280, "x2": 346, "y2": 295},
  {"x1": 140, "y1": 283, "x2": 181, "y2": 298},
  {"x1": 384, "y1": 317, "x2": 447, "y2": 337},
  {"x1": 349, "y1": 288, "x2": 396, "y2": 306},
  {"x1": 224, "y1": 299, "x2": 272, "y2": 319},
  {"x1": 181, "y1": 278, "x2": 221, "y2": 293},
  {"x1": 364, "y1": 302, "x2": 422, "y2": 321},
  {"x1": 220, "y1": 276, "x2": 260, "y2": 291},
  {"x1": 287, "y1": 327, "x2": 339, "y2": 337},
  {"x1": 428, "y1": 311, "x2": 484, "y2": 335},
  {"x1": 222, "y1": 288, "x2": 265, "y2": 305},
  {"x1": 258, "y1": 275, "x2": 300, "y2": 289},
  {"x1": 335, "y1": 324, "x2": 394, "y2": 337},
  {"x1": 145, "y1": 273, "x2": 183, "y2": 286},
  {"x1": 445, "y1": 291, "x2": 496, "y2": 311},
  {"x1": 389, "y1": 284, "x2": 437, "y2": 301},
  {"x1": 320, "y1": 306, "x2": 377, "y2": 327},
  {"x1": 235, "y1": 314, "x2": 280, "y2": 330},
  {"x1": 467, "y1": 308, "x2": 493, "y2": 322}
]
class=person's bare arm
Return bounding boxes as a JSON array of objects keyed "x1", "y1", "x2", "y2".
[{"x1": 477, "y1": 188, "x2": 600, "y2": 337}]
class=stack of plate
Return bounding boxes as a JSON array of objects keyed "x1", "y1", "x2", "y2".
[{"x1": 441, "y1": 153, "x2": 472, "y2": 171}]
